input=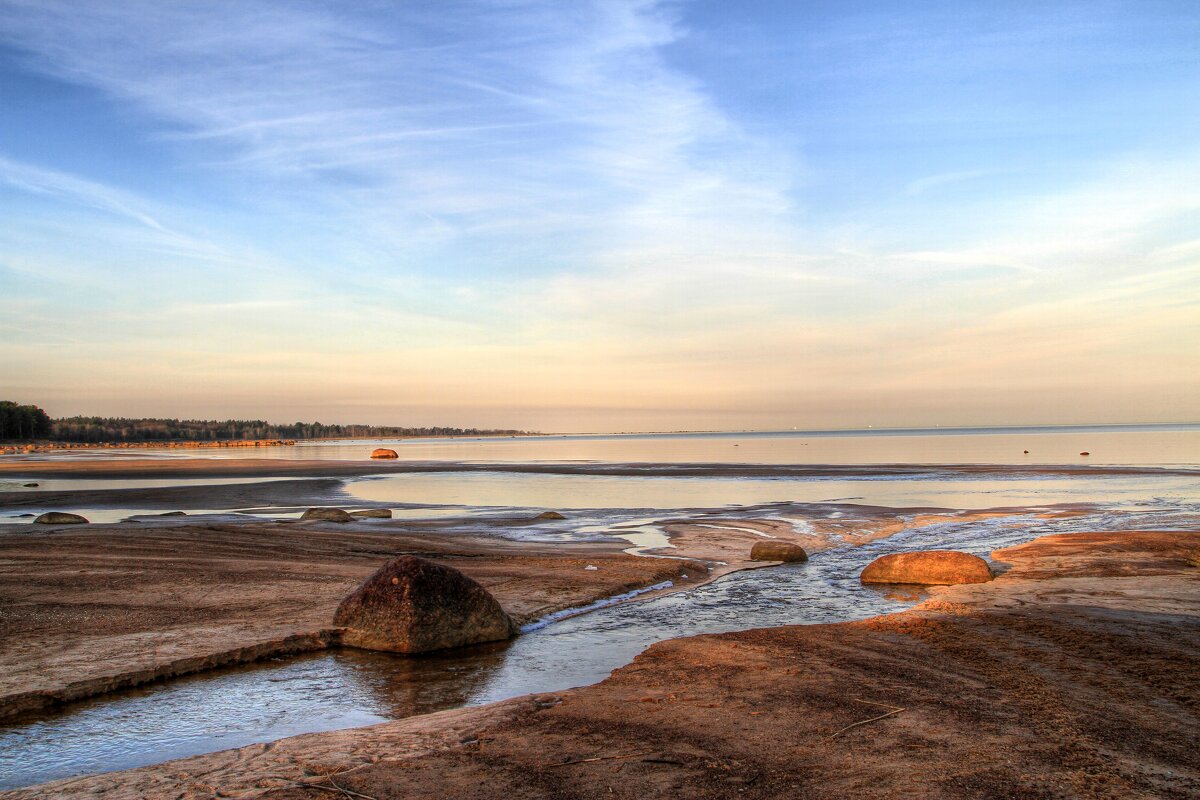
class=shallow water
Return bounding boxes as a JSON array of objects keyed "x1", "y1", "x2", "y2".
[
  {"x1": 346, "y1": 471, "x2": 1200, "y2": 516},
  {"x1": 0, "y1": 502, "x2": 1190, "y2": 790},
  {"x1": 13, "y1": 424, "x2": 1200, "y2": 466}
]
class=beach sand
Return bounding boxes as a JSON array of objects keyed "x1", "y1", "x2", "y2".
[{"x1": 6, "y1": 528, "x2": 1195, "y2": 799}]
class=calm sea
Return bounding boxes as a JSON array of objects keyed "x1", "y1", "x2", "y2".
[{"x1": 191, "y1": 423, "x2": 1200, "y2": 466}]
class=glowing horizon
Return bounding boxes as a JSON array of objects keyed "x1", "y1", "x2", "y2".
[{"x1": 2, "y1": 2, "x2": 1198, "y2": 433}]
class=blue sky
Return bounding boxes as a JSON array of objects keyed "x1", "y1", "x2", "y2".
[{"x1": 1, "y1": 0, "x2": 1197, "y2": 431}]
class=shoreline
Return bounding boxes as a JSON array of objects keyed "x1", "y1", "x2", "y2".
[
  {"x1": 0, "y1": 498, "x2": 991, "y2": 723},
  {"x1": 6, "y1": 528, "x2": 1196, "y2": 798},
  {"x1": 3, "y1": 455, "x2": 1197, "y2": 480}
]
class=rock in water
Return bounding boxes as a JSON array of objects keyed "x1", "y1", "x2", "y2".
[
  {"x1": 33, "y1": 512, "x2": 88, "y2": 524},
  {"x1": 750, "y1": 541, "x2": 809, "y2": 562},
  {"x1": 860, "y1": 551, "x2": 992, "y2": 585},
  {"x1": 334, "y1": 556, "x2": 517, "y2": 653},
  {"x1": 300, "y1": 507, "x2": 353, "y2": 523},
  {"x1": 370, "y1": 448, "x2": 399, "y2": 459},
  {"x1": 350, "y1": 508, "x2": 393, "y2": 519},
  {"x1": 534, "y1": 510, "x2": 567, "y2": 520}
]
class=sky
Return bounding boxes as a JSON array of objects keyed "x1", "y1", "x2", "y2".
[{"x1": 1, "y1": 0, "x2": 1198, "y2": 432}]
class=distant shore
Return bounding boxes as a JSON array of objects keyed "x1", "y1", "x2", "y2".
[{"x1": 0, "y1": 439, "x2": 296, "y2": 456}]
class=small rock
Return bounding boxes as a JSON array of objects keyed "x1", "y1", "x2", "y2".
[
  {"x1": 23, "y1": 483, "x2": 38, "y2": 488},
  {"x1": 370, "y1": 448, "x2": 399, "y2": 459},
  {"x1": 156, "y1": 511, "x2": 187, "y2": 517},
  {"x1": 350, "y1": 508, "x2": 393, "y2": 519},
  {"x1": 861, "y1": 550, "x2": 992, "y2": 585},
  {"x1": 534, "y1": 510, "x2": 567, "y2": 520},
  {"x1": 300, "y1": 508, "x2": 353, "y2": 523},
  {"x1": 1080, "y1": 451, "x2": 1090, "y2": 456},
  {"x1": 584, "y1": 564, "x2": 599, "y2": 571},
  {"x1": 749, "y1": 541, "x2": 808, "y2": 562},
  {"x1": 33, "y1": 512, "x2": 88, "y2": 524}
]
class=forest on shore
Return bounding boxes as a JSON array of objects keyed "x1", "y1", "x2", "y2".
[{"x1": 0, "y1": 401, "x2": 525, "y2": 443}]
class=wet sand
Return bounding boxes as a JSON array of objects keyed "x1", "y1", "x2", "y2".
[
  {"x1": 0, "y1": 518, "x2": 707, "y2": 720},
  {"x1": 0, "y1": 501, "x2": 997, "y2": 723},
  {"x1": 8, "y1": 528, "x2": 1196, "y2": 799}
]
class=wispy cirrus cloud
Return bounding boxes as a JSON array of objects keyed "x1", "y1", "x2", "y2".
[{"x1": 0, "y1": 0, "x2": 793, "y2": 269}]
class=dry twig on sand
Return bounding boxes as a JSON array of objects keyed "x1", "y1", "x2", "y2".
[
  {"x1": 829, "y1": 698, "x2": 906, "y2": 738},
  {"x1": 548, "y1": 750, "x2": 656, "y2": 767},
  {"x1": 286, "y1": 776, "x2": 378, "y2": 800}
]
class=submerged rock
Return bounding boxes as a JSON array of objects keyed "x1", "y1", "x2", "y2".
[
  {"x1": 750, "y1": 541, "x2": 809, "y2": 562},
  {"x1": 860, "y1": 551, "x2": 992, "y2": 585},
  {"x1": 300, "y1": 507, "x2": 353, "y2": 523},
  {"x1": 370, "y1": 448, "x2": 399, "y2": 459},
  {"x1": 33, "y1": 512, "x2": 88, "y2": 525},
  {"x1": 334, "y1": 556, "x2": 517, "y2": 653},
  {"x1": 350, "y1": 508, "x2": 393, "y2": 519},
  {"x1": 534, "y1": 511, "x2": 567, "y2": 520}
]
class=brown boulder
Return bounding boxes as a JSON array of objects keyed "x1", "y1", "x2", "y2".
[
  {"x1": 370, "y1": 448, "x2": 399, "y2": 459},
  {"x1": 534, "y1": 511, "x2": 567, "y2": 520},
  {"x1": 350, "y1": 508, "x2": 393, "y2": 519},
  {"x1": 33, "y1": 512, "x2": 88, "y2": 524},
  {"x1": 750, "y1": 541, "x2": 808, "y2": 562},
  {"x1": 300, "y1": 507, "x2": 353, "y2": 523},
  {"x1": 334, "y1": 556, "x2": 517, "y2": 653},
  {"x1": 860, "y1": 550, "x2": 992, "y2": 585}
]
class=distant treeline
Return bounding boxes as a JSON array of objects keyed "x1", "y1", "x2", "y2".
[
  {"x1": 1, "y1": 402, "x2": 525, "y2": 443},
  {"x1": 0, "y1": 401, "x2": 53, "y2": 440}
]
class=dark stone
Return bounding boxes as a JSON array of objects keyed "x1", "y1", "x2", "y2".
[
  {"x1": 334, "y1": 556, "x2": 517, "y2": 653},
  {"x1": 33, "y1": 512, "x2": 88, "y2": 524}
]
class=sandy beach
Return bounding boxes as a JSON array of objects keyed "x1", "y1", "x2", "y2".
[
  {"x1": 4, "y1": 528, "x2": 1195, "y2": 799},
  {"x1": 0, "y1": 461, "x2": 1013, "y2": 725},
  {"x1": 2, "y1": 448, "x2": 1198, "y2": 798}
]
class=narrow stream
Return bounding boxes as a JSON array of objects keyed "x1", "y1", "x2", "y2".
[{"x1": 0, "y1": 503, "x2": 1178, "y2": 790}]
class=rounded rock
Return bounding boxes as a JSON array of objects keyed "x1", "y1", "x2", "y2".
[
  {"x1": 749, "y1": 541, "x2": 808, "y2": 562},
  {"x1": 334, "y1": 556, "x2": 517, "y2": 653},
  {"x1": 300, "y1": 507, "x2": 354, "y2": 523},
  {"x1": 370, "y1": 448, "x2": 399, "y2": 459},
  {"x1": 534, "y1": 511, "x2": 567, "y2": 520},
  {"x1": 33, "y1": 512, "x2": 88, "y2": 525},
  {"x1": 860, "y1": 550, "x2": 992, "y2": 585}
]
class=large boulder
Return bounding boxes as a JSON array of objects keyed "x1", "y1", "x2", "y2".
[
  {"x1": 301, "y1": 507, "x2": 353, "y2": 523},
  {"x1": 533, "y1": 510, "x2": 567, "y2": 520},
  {"x1": 334, "y1": 556, "x2": 517, "y2": 653},
  {"x1": 33, "y1": 512, "x2": 88, "y2": 524},
  {"x1": 750, "y1": 541, "x2": 808, "y2": 562},
  {"x1": 860, "y1": 551, "x2": 992, "y2": 585},
  {"x1": 370, "y1": 448, "x2": 399, "y2": 459}
]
